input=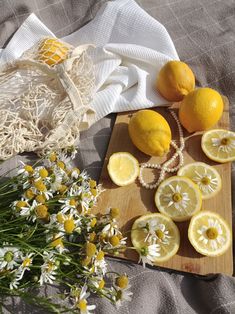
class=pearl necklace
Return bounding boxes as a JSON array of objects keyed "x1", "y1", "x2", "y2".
[{"x1": 138, "y1": 110, "x2": 185, "y2": 190}]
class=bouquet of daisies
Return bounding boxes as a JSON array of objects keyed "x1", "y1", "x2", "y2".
[{"x1": 0, "y1": 149, "x2": 132, "y2": 313}]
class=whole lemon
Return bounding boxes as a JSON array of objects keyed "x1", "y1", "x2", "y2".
[
  {"x1": 37, "y1": 38, "x2": 70, "y2": 66},
  {"x1": 179, "y1": 87, "x2": 224, "y2": 133},
  {"x1": 128, "y1": 110, "x2": 172, "y2": 156},
  {"x1": 156, "y1": 60, "x2": 195, "y2": 102}
]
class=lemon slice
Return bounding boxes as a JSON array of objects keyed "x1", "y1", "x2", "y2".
[
  {"x1": 188, "y1": 211, "x2": 231, "y2": 257},
  {"x1": 107, "y1": 152, "x2": 139, "y2": 186},
  {"x1": 154, "y1": 176, "x2": 202, "y2": 222},
  {"x1": 201, "y1": 129, "x2": 235, "y2": 163},
  {"x1": 131, "y1": 213, "x2": 180, "y2": 263},
  {"x1": 177, "y1": 162, "x2": 222, "y2": 200}
]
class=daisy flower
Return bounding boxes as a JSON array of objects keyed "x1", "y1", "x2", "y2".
[
  {"x1": 163, "y1": 184, "x2": 190, "y2": 211},
  {"x1": 0, "y1": 244, "x2": 20, "y2": 270},
  {"x1": 211, "y1": 132, "x2": 235, "y2": 153},
  {"x1": 193, "y1": 169, "x2": 219, "y2": 194},
  {"x1": 39, "y1": 251, "x2": 58, "y2": 285},
  {"x1": 138, "y1": 219, "x2": 171, "y2": 245},
  {"x1": 138, "y1": 244, "x2": 160, "y2": 268},
  {"x1": 74, "y1": 285, "x2": 96, "y2": 314},
  {"x1": 17, "y1": 162, "x2": 34, "y2": 177},
  {"x1": 59, "y1": 198, "x2": 79, "y2": 215},
  {"x1": 16, "y1": 252, "x2": 34, "y2": 281},
  {"x1": 197, "y1": 218, "x2": 225, "y2": 250}
]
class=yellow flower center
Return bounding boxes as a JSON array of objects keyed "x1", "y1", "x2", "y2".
[
  {"x1": 89, "y1": 180, "x2": 97, "y2": 188},
  {"x1": 25, "y1": 189, "x2": 35, "y2": 199},
  {"x1": 206, "y1": 227, "x2": 218, "y2": 240},
  {"x1": 99, "y1": 279, "x2": 105, "y2": 289},
  {"x1": 156, "y1": 229, "x2": 164, "y2": 240},
  {"x1": 23, "y1": 257, "x2": 32, "y2": 267},
  {"x1": 34, "y1": 180, "x2": 46, "y2": 192},
  {"x1": 56, "y1": 212, "x2": 64, "y2": 224},
  {"x1": 24, "y1": 165, "x2": 34, "y2": 174},
  {"x1": 221, "y1": 137, "x2": 230, "y2": 146},
  {"x1": 90, "y1": 188, "x2": 98, "y2": 197},
  {"x1": 96, "y1": 251, "x2": 105, "y2": 261},
  {"x1": 16, "y1": 201, "x2": 27, "y2": 209},
  {"x1": 172, "y1": 193, "x2": 182, "y2": 202},
  {"x1": 49, "y1": 152, "x2": 57, "y2": 162},
  {"x1": 59, "y1": 185, "x2": 67, "y2": 194},
  {"x1": 35, "y1": 205, "x2": 48, "y2": 219},
  {"x1": 86, "y1": 242, "x2": 97, "y2": 257},
  {"x1": 110, "y1": 207, "x2": 120, "y2": 218},
  {"x1": 81, "y1": 256, "x2": 91, "y2": 267},
  {"x1": 116, "y1": 275, "x2": 129, "y2": 289},
  {"x1": 57, "y1": 161, "x2": 65, "y2": 170},
  {"x1": 88, "y1": 232, "x2": 96, "y2": 242},
  {"x1": 90, "y1": 218, "x2": 97, "y2": 228},
  {"x1": 64, "y1": 218, "x2": 75, "y2": 234},
  {"x1": 201, "y1": 176, "x2": 211, "y2": 185},
  {"x1": 69, "y1": 199, "x2": 77, "y2": 206},
  {"x1": 110, "y1": 235, "x2": 120, "y2": 247},
  {"x1": 46, "y1": 261, "x2": 54, "y2": 272},
  {"x1": 78, "y1": 299, "x2": 87, "y2": 311},
  {"x1": 35, "y1": 194, "x2": 46, "y2": 204},
  {"x1": 39, "y1": 168, "x2": 49, "y2": 178},
  {"x1": 51, "y1": 236, "x2": 63, "y2": 248}
]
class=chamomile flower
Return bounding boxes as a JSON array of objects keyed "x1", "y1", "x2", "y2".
[
  {"x1": 212, "y1": 132, "x2": 235, "y2": 153},
  {"x1": 101, "y1": 221, "x2": 121, "y2": 238},
  {"x1": 138, "y1": 219, "x2": 171, "y2": 245},
  {"x1": 193, "y1": 170, "x2": 219, "y2": 194},
  {"x1": 163, "y1": 184, "x2": 190, "y2": 211},
  {"x1": 16, "y1": 252, "x2": 34, "y2": 280},
  {"x1": 197, "y1": 218, "x2": 225, "y2": 250},
  {"x1": 74, "y1": 285, "x2": 96, "y2": 314},
  {"x1": 60, "y1": 214, "x2": 81, "y2": 235},
  {"x1": 138, "y1": 244, "x2": 160, "y2": 268},
  {"x1": 59, "y1": 197, "x2": 79, "y2": 215},
  {"x1": 39, "y1": 252, "x2": 58, "y2": 285},
  {"x1": 112, "y1": 280, "x2": 133, "y2": 309},
  {"x1": 0, "y1": 244, "x2": 20, "y2": 270},
  {"x1": 47, "y1": 233, "x2": 67, "y2": 254},
  {"x1": 94, "y1": 251, "x2": 107, "y2": 275},
  {"x1": 17, "y1": 162, "x2": 34, "y2": 177}
]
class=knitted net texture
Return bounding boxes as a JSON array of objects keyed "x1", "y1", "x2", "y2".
[{"x1": 0, "y1": 37, "x2": 95, "y2": 160}]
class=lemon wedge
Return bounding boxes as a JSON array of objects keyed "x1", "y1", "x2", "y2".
[
  {"x1": 201, "y1": 129, "x2": 235, "y2": 163},
  {"x1": 131, "y1": 213, "x2": 180, "y2": 263},
  {"x1": 188, "y1": 211, "x2": 231, "y2": 257},
  {"x1": 107, "y1": 152, "x2": 139, "y2": 186},
  {"x1": 177, "y1": 162, "x2": 222, "y2": 200},
  {"x1": 154, "y1": 176, "x2": 202, "y2": 222}
]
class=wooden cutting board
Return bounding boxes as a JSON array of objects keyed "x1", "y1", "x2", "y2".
[{"x1": 96, "y1": 97, "x2": 233, "y2": 276}]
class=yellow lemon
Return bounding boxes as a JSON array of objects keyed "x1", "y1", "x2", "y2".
[
  {"x1": 128, "y1": 110, "x2": 171, "y2": 157},
  {"x1": 156, "y1": 60, "x2": 195, "y2": 102},
  {"x1": 107, "y1": 152, "x2": 139, "y2": 186},
  {"x1": 188, "y1": 211, "x2": 231, "y2": 257},
  {"x1": 177, "y1": 162, "x2": 222, "y2": 200},
  {"x1": 37, "y1": 38, "x2": 70, "y2": 66},
  {"x1": 201, "y1": 129, "x2": 235, "y2": 163},
  {"x1": 179, "y1": 88, "x2": 223, "y2": 133},
  {"x1": 154, "y1": 176, "x2": 202, "y2": 222},
  {"x1": 131, "y1": 213, "x2": 180, "y2": 263}
]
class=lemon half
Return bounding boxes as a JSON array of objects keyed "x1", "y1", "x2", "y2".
[
  {"x1": 154, "y1": 176, "x2": 202, "y2": 222},
  {"x1": 131, "y1": 213, "x2": 180, "y2": 263},
  {"x1": 201, "y1": 129, "x2": 235, "y2": 163},
  {"x1": 188, "y1": 211, "x2": 231, "y2": 257},
  {"x1": 177, "y1": 162, "x2": 222, "y2": 200},
  {"x1": 107, "y1": 152, "x2": 139, "y2": 186}
]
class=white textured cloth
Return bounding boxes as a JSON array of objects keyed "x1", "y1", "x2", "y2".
[{"x1": 0, "y1": 0, "x2": 179, "y2": 122}]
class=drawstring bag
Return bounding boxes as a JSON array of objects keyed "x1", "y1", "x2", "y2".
[{"x1": 0, "y1": 37, "x2": 95, "y2": 160}]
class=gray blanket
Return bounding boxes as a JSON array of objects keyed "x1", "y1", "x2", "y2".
[{"x1": 0, "y1": 0, "x2": 234, "y2": 313}]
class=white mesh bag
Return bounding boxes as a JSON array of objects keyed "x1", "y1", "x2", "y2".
[{"x1": 0, "y1": 37, "x2": 95, "y2": 160}]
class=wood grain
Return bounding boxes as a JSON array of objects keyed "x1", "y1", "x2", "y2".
[{"x1": 97, "y1": 96, "x2": 233, "y2": 275}]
